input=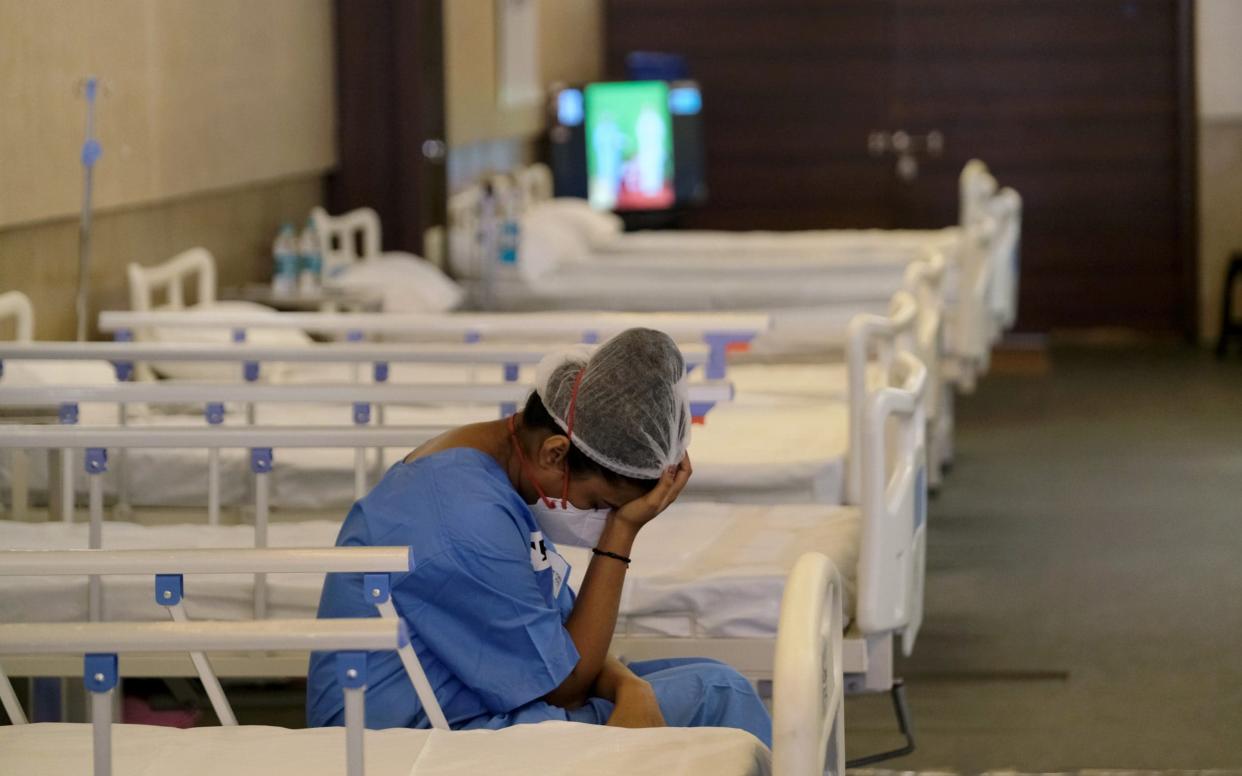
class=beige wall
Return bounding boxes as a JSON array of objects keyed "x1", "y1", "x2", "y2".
[
  {"x1": 445, "y1": 0, "x2": 602, "y2": 148},
  {"x1": 1196, "y1": 0, "x2": 1242, "y2": 340},
  {"x1": 0, "y1": 0, "x2": 336, "y2": 339},
  {"x1": 0, "y1": 177, "x2": 323, "y2": 340}
]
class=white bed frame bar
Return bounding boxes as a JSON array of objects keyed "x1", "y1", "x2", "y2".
[
  {"x1": 96, "y1": 309, "x2": 767, "y2": 379},
  {"x1": 0, "y1": 542, "x2": 453, "y2": 776},
  {"x1": 0, "y1": 340, "x2": 711, "y2": 371}
]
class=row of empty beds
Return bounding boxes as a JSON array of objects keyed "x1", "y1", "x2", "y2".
[{"x1": 0, "y1": 161, "x2": 1020, "y2": 774}]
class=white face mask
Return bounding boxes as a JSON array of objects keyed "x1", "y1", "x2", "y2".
[
  {"x1": 507, "y1": 414, "x2": 611, "y2": 549},
  {"x1": 528, "y1": 500, "x2": 610, "y2": 549}
]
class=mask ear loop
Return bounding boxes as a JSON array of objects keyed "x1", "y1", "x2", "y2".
[
  {"x1": 508, "y1": 414, "x2": 556, "y2": 509},
  {"x1": 559, "y1": 368, "x2": 588, "y2": 509}
]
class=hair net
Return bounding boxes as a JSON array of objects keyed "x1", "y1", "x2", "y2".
[{"x1": 534, "y1": 328, "x2": 691, "y2": 480}]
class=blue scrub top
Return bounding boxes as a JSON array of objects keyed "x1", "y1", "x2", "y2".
[{"x1": 306, "y1": 448, "x2": 580, "y2": 729}]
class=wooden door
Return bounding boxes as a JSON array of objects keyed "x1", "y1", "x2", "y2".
[
  {"x1": 332, "y1": 0, "x2": 447, "y2": 255},
  {"x1": 604, "y1": 0, "x2": 1197, "y2": 334},
  {"x1": 885, "y1": 0, "x2": 1196, "y2": 333}
]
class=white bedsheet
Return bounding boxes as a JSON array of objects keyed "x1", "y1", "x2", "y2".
[
  {"x1": 561, "y1": 502, "x2": 860, "y2": 637},
  {"x1": 0, "y1": 721, "x2": 769, "y2": 776},
  {"x1": 683, "y1": 400, "x2": 849, "y2": 504}
]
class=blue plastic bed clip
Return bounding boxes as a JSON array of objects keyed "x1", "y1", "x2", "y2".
[
  {"x1": 112, "y1": 360, "x2": 133, "y2": 381},
  {"x1": 336, "y1": 652, "x2": 368, "y2": 689},
  {"x1": 503, "y1": 363, "x2": 520, "y2": 382},
  {"x1": 84, "y1": 448, "x2": 108, "y2": 475},
  {"x1": 205, "y1": 402, "x2": 225, "y2": 425},
  {"x1": 155, "y1": 574, "x2": 184, "y2": 607},
  {"x1": 243, "y1": 361, "x2": 260, "y2": 382},
  {"x1": 689, "y1": 401, "x2": 715, "y2": 424},
  {"x1": 373, "y1": 362, "x2": 389, "y2": 383},
  {"x1": 231, "y1": 328, "x2": 246, "y2": 344},
  {"x1": 702, "y1": 332, "x2": 756, "y2": 380},
  {"x1": 346, "y1": 330, "x2": 363, "y2": 343},
  {"x1": 464, "y1": 330, "x2": 481, "y2": 344},
  {"x1": 363, "y1": 573, "x2": 391, "y2": 606},
  {"x1": 250, "y1": 447, "x2": 273, "y2": 474},
  {"x1": 84, "y1": 653, "x2": 118, "y2": 693},
  {"x1": 58, "y1": 402, "x2": 79, "y2": 425},
  {"x1": 580, "y1": 330, "x2": 599, "y2": 345},
  {"x1": 114, "y1": 328, "x2": 133, "y2": 343},
  {"x1": 353, "y1": 402, "x2": 371, "y2": 425}
]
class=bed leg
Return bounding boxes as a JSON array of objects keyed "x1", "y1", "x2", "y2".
[
  {"x1": 844, "y1": 679, "x2": 916, "y2": 768},
  {"x1": 85, "y1": 654, "x2": 117, "y2": 776},
  {"x1": 338, "y1": 652, "x2": 367, "y2": 776},
  {"x1": 9, "y1": 449, "x2": 29, "y2": 521}
]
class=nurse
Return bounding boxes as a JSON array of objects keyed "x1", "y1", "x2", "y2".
[{"x1": 307, "y1": 328, "x2": 770, "y2": 745}]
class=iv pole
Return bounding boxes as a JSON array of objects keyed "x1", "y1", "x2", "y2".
[{"x1": 75, "y1": 77, "x2": 103, "y2": 342}]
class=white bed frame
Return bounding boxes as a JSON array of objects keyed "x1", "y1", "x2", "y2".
[
  {"x1": 309, "y1": 206, "x2": 383, "y2": 279},
  {"x1": 0, "y1": 291, "x2": 35, "y2": 343},
  {"x1": 0, "y1": 548, "x2": 846, "y2": 776},
  {"x1": 609, "y1": 349, "x2": 926, "y2": 766}
]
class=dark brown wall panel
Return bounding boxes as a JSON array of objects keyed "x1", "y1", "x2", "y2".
[{"x1": 604, "y1": 0, "x2": 1197, "y2": 334}]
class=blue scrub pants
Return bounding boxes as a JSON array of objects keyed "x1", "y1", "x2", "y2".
[{"x1": 567, "y1": 657, "x2": 772, "y2": 747}]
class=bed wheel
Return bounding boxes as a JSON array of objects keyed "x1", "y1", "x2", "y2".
[{"x1": 845, "y1": 679, "x2": 916, "y2": 768}]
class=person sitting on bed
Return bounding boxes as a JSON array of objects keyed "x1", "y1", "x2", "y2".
[{"x1": 306, "y1": 328, "x2": 771, "y2": 745}]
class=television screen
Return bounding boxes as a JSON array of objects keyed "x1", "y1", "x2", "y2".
[{"x1": 584, "y1": 81, "x2": 675, "y2": 211}]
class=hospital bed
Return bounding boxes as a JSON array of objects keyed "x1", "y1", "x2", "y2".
[
  {"x1": 0, "y1": 548, "x2": 847, "y2": 776},
  {"x1": 327, "y1": 184, "x2": 1004, "y2": 375},
  {"x1": 469, "y1": 160, "x2": 1017, "y2": 313}
]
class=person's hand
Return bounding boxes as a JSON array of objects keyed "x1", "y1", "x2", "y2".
[
  {"x1": 611, "y1": 454, "x2": 692, "y2": 531},
  {"x1": 605, "y1": 678, "x2": 666, "y2": 730}
]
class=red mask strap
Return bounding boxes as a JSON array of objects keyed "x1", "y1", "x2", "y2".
[
  {"x1": 560, "y1": 368, "x2": 587, "y2": 507},
  {"x1": 508, "y1": 414, "x2": 555, "y2": 509}
]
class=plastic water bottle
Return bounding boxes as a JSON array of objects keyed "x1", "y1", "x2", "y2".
[
  {"x1": 298, "y1": 219, "x2": 322, "y2": 294},
  {"x1": 271, "y1": 223, "x2": 298, "y2": 296},
  {"x1": 497, "y1": 185, "x2": 520, "y2": 266},
  {"x1": 477, "y1": 185, "x2": 498, "y2": 308}
]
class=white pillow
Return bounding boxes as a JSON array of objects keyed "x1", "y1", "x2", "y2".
[
  {"x1": 517, "y1": 209, "x2": 594, "y2": 279},
  {"x1": 144, "y1": 300, "x2": 312, "y2": 382},
  {"x1": 326, "y1": 253, "x2": 464, "y2": 313},
  {"x1": 1, "y1": 359, "x2": 117, "y2": 387},
  {"x1": 535, "y1": 198, "x2": 623, "y2": 248}
]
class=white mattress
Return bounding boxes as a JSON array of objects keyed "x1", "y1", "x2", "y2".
[
  {"x1": 0, "y1": 500, "x2": 857, "y2": 640},
  {"x1": 683, "y1": 400, "x2": 849, "y2": 504},
  {"x1": 0, "y1": 721, "x2": 769, "y2": 776},
  {"x1": 478, "y1": 268, "x2": 907, "y2": 314},
  {"x1": 561, "y1": 502, "x2": 860, "y2": 637}
]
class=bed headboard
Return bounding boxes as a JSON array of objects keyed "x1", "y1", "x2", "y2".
[
  {"x1": 128, "y1": 247, "x2": 218, "y2": 313},
  {"x1": 0, "y1": 291, "x2": 35, "y2": 342},
  {"x1": 311, "y1": 207, "x2": 382, "y2": 277},
  {"x1": 772, "y1": 551, "x2": 845, "y2": 776}
]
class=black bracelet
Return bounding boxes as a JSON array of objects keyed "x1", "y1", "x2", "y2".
[{"x1": 592, "y1": 548, "x2": 632, "y2": 565}]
